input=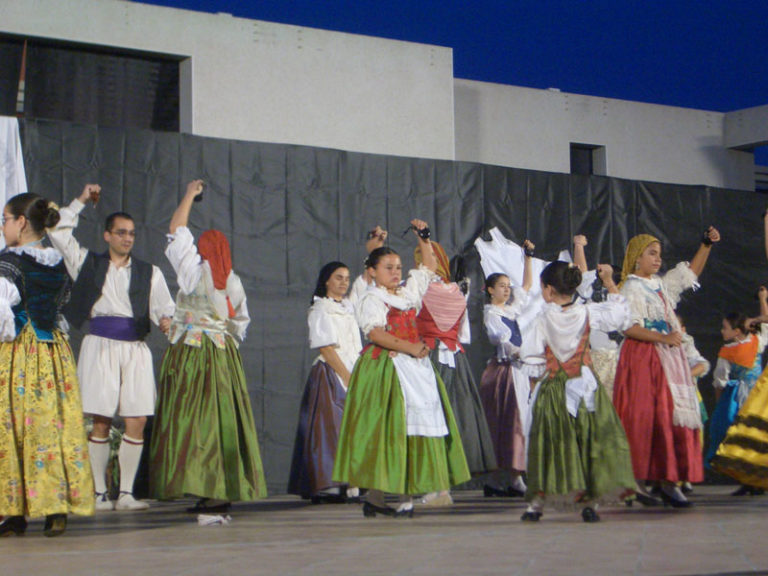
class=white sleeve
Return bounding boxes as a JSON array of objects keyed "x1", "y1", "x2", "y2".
[
  {"x1": 347, "y1": 275, "x2": 368, "y2": 308},
  {"x1": 620, "y1": 280, "x2": 646, "y2": 328},
  {"x1": 587, "y1": 294, "x2": 632, "y2": 333},
  {"x1": 308, "y1": 303, "x2": 338, "y2": 349},
  {"x1": 46, "y1": 198, "x2": 89, "y2": 280},
  {"x1": 0, "y1": 277, "x2": 20, "y2": 342},
  {"x1": 164, "y1": 226, "x2": 203, "y2": 295},
  {"x1": 757, "y1": 324, "x2": 768, "y2": 353},
  {"x1": 399, "y1": 266, "x2": 437, "y2": 307},
  {"x1": 148, "y1": 266, "x2": 176, "y2": 325},
  {"x1": 661, "y1": 262, "x2": 698, "y2": 308},
  {"x1": 356, "y1": 293, "x2": 389, "y2": 337},
  {"x1": 712, "y1": 357, "x2": 730, "y2": 389},
  {"x1": 458, "y1": 310, "x2": 471, "y2": 345},
  {"x1": 683, "y1": 337, "x2": 710, "y2": 376},
  {"x1": 577, "y1": 269, "x2": 598, "y2": 300},
  {"x1": 225, "y1": 271, "x2": 250, "y2": 341}
]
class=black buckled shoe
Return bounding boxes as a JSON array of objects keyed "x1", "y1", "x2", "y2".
[
  {"x1": 43, "y1": 514, "x2": 67, "y2": 537},
  {"x1": 362, "y1": 501, "x2": 396, "y2": 518},
  {"x1": 0, "y1": 516, "x2": 27, "y2": 537}
]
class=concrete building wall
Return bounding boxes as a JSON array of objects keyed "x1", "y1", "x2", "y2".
[
  {"x1": 454, "y1": 79, "x2": 755, "y2": 190},
  {"x1": 1, "y1": 0, "x2": 456, "y2": 160}
]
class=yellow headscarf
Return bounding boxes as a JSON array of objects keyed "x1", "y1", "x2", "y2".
[
  {"x1": 414, "y1": 241, "x2": 450, "y2": 283},
  {"x1": 620, "y1": 233, "x2": 660, "y2": 287}
]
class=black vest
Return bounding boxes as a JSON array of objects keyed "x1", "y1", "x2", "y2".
[{"x1": 64, "y1": 251, "x2": 153, "y2": 340}]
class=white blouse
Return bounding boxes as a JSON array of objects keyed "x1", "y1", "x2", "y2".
[
  {"x1": 165, "y1": 226, "x2": 249, "y2": 343},
  {"x1": 308, "y1": 296, "x2": 363, "y2": 373},
  {"x1": 483, "y1": 286, "x2": 529, "y2": 360},
  {"x1": 521, "y1": 295, "x2": 631, "y2": 365},
  {"x1": 620, "y1": 262, "x2": 698, "y2": 330},
  {"x1": 355, "y1": 266, "x2": 435, "y2": 337}
]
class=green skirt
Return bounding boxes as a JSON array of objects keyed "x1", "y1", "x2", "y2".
[
  {"x1": 149, "y1": 336, "x2": 266, "y2": 501},
  {"x1": 332, "y1": 347, "x2": 470, "y2": 494},
  {"x1": 526, "y1": 369, "x2": 635, "y2": 507}
]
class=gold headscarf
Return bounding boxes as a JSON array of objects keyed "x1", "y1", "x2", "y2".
[
  {"x1": 414, "y1": 241, "x2": 450, "y2": 283},
  {"x1": 620, "y1": 233, "x2": 660, "y2": 286}
]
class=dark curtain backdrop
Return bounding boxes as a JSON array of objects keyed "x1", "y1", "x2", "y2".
[{"x1": 19, "y1": 118, "x2": 765, "y2": 492}]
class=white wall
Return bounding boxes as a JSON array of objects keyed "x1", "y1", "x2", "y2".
[
  {"x1": 454, "y1": 79, "x2": 755, "y2": 190},
  {"x1": 1, "y1": 0, "x2": 456, "y2": 160}
]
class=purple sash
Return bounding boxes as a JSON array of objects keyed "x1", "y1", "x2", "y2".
[{"x1": 89, "y1": 316, "x2": 139, "y2": 342}]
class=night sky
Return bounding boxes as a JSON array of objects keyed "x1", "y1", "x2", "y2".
[{"x1": 137, "y1": 0, "x2": 768, "y2": 164}]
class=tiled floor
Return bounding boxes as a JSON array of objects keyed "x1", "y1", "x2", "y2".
[{"x1": 3, "y1": 485, "x2": 768, "y2": 576}]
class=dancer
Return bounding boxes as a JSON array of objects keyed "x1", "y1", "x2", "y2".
[
  {"x1": 149, "y1": 180, "x2": 266, "y2": 510},
  {"x1": 48, "y1": 184, "x2": 175, "y2": 511},
  {"x1": 613, "y1": 228, "x2": 720, "y2": 507},
  {"x1": 479, "y1": 240, "x2": 535, "y2": 498},
  {"x1": 332, "y1": 220, "x2": 470, "y2": 518},
  {"x1": 288, "y1": 260, "x2": 362, "y2": 503},
  {"x1": 707, "y1": 302, "x2": 767, "y2": 495},
  {"x1": 413, "y1": 242, "x2": 497, "y2": 506},
  {"x1": 711, "y1": 215, "x2": 768, "y2": 491},
  {"x1": 0, "y1": 193, "x2": 94, "y2": 537},
  {"x1": 520, "y1": 262, "x2": 635, "y2": 522}
]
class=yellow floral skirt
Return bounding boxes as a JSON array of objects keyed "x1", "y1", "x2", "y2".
[{"x1": 0, "y1": 325, "x2": 94, "y2": 517}]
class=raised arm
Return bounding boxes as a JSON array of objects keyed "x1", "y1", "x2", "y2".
[
  {"x1": 521, "y1": 239, "x2": 535, "y2": 292},
  {"x1": 573, "y1": 235, "x2": 588, "y2": 273},
  {"x1": 46, "y1": 184, "x2": 100, "y2": 280},
  {"x1": 411, "y1": 219, "x2": 436, "y2": 272},
  {"x1": 688, "y1": 226, "x2": 720, "y2": 277},
  {"x1": 169, "y1": 180, "x2": 204, "y2": 234}
]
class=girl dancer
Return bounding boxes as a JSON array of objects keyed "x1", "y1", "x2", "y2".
[
  {"x1": 0, "y1": 193, "x2": 94, "y2": 536},
  {"x1": 288, "y1": 261, "x2": 362, "y2": 503},
  {"x1": 613, "y1": 228, "x2": 720, "y2": 507},
  {"x1": 332, "y1": 220, "x2": 470, "y2": 517},
  {"x1": 479, "y1": 240, "x2": 535, "y2": 498},
  {"x1": 521, "y1": 262, "x2": 635, "y2": 522},
  {"x1": 413, "y1": 242, "x2": 496, "y2": 506},
  {"x1": 150, "y1": 181, "x2": 266, "y2": 510}
]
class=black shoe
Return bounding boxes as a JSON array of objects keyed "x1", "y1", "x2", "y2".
[
  {"x1": 186, "y1": 498, "x2": 232, "y2": 513},
  {"x1": 392, "y1": 505, "x2": 415, "y2": 518},
  {"x1": 680, "y1": 482, "x2": 694, "y2": 495},
  {"x1": 310, "y1": 493, "x2": 347, "y2": 505},
  {"x1": 362, "y1": 501, "x2": 396, "y2": 518},
  {"x1": 483, "y1": 484, "x2": 509, "y2": 498},
  {"x1": 732, "y1": 485, "x2": 765, "y2": 496},
  {"x1": 43, "y1": 514, "x2": 67, "y2": 537},
  {"x1": 634, "y1": 491, "x2": 663, "y2": 507},
  {"x1": 520, "y1": 510, "x2": 542, "y2": 522},
  {"x1": 0, "y1": 516, "x2": 27, "y2": 537},
  {"x1": 581, "y1": 507, "x2": 600, "y2": 523},
  {"x1": 659, "y1": 489, "x2": 693, "y2": 509},
  {"x1": 506, "y1": 486, "x2": 526, "y2": 498}
]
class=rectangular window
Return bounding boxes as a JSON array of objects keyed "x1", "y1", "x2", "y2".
[
  {"x1": 0, "y1": 35, "x2": 181, "y2": 132},
  {"x1": 570, "y1": 143, "x2": 606, "y2": 176}
]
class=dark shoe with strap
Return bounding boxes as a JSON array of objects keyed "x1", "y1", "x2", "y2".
[
  {"x1": 581, "y1": 507, "x2": 600, "y2": 523},
  {"x1": 43, "y1": 514, "x2": 67, "y2": 537},
  {"x1": 362, "y1": 501, "x2": 396, "y2": 518},
  {"x1": 634, "y1": 490, "x2": 663, "y2": 507},
  {"x1": 659, "y1": 488, "x2": 693, "y2": 509},
  {"x1": 0, "y1": 516, "x2": 27, "y2": 537}
]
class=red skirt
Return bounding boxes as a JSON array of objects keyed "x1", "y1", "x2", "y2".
[{"x1": 613, "y1": 339, "x2": 703, "y2": 483}]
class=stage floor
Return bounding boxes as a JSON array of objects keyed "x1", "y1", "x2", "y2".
[{"x1": 3, "y1": 485, "x2": 768, "y2": 576}]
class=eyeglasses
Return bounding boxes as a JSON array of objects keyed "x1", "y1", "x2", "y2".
[
  {"x1": 1, "y1": 215, "x2": 15, "y2": 226},
  {"x1": 110, "y1": 229, "x2": 136, "y2": 238}
]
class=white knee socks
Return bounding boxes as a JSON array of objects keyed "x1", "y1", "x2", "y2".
[
  {"x1": 118, "y1": 435, "x2": 144, "y2": 494},
  {"x1": 88, "y1": 436, "x2": 111, "y2": 494}
]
